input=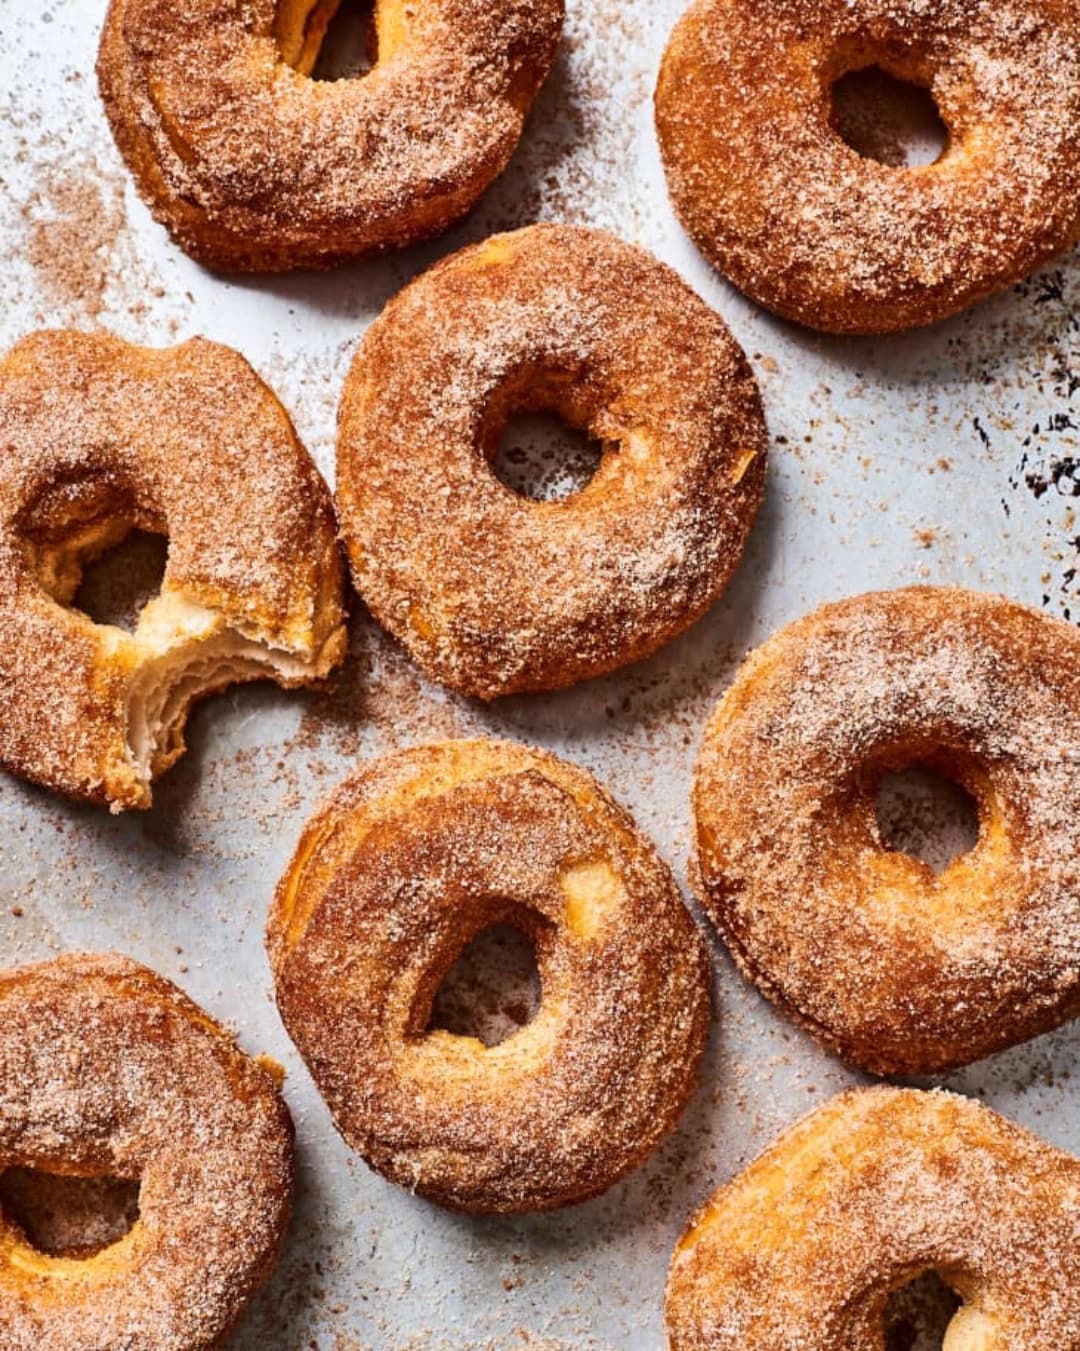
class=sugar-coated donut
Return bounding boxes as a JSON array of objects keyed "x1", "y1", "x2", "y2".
[
  {"x1": 97, "y1": 0, "x2": 563, "y2": 271},
  {"x1": 692, "y1": 587, "x2": 1080, "y2": 1075},
  {"x1": 0, "y1": 953, "x2": 294, "y2": 1351},
  {"x1": 336, "y1": 224, "x2": 767, "y2": 699},
  {"x1": 666, "y1": 1086, "x2": 1080, "y2": 1351},
  {"x1": 0, "y1": 330, "x2": 346, "y2": 811},
  {"x1": 267, "y1": 738, "x2": 712, "y2": 1213},
  {"x1": 655, "y1": 0, "x2": 1080, "y2": 333}
]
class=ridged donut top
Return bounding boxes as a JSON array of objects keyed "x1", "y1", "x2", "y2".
[
  {"x1": 0, "y1": 329, "x2": 345, "y2": 807},
  {"x1": 693, "y1": 587, "x2": 1080, "y2": 1074},
  {"x1": 97, "y1": 0, "x2": 564, "y2": 269},
  {"x1": 269, "y1": 739, "x2": 712, "y2": 1212},
  {"x1": 0, "y1": 953, "x2": 294, "y2": 1351},
  {"x1": 655, "y1": 0, "x2": 1080, "y2": 332},
  {"x1": 336, "y1": 224, "x2": 767, "y2": 698},
  {"x1": 667, "y1": 1087, "x2": 1080, "y2": 1350}
]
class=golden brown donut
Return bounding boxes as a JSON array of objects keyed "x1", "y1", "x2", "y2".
[
  {"x1": 692, "y1": 587, "x2": 1080, "y2": 1076},
  {"x1": 0, "y1": 953, "x2": 294, "y2": 1351},
  {"x1": 336, "y1": 224, "x2": 767, "y2": 699},
  {"x1": 97, "y1": 0, "x2": 563, "y2": 271},
  {"x1": 655, "y1": 0, "x2": 1080, "y2": 333},
  {"x1": 666, "y1": 1086, "x2": 1080, "y2": 1351},
  {"x1": 267, "y1": 738, "x2": 712, "y2": 1213},
  {"x1": 0, "y1": 329, "x2": 346, "y2": 811}
]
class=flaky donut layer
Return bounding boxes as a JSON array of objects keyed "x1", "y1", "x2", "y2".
[
  {"x1": 267, "y1": 738, "x2": 712, "y2": 1213},
  {"x1": 655, "y1": 0, "x2": 1080, "y2": 333},
  {"x1": 336, "y1": 224, "x2": 767, "y2": 699},
  {"x1": 97, "y1": 0, "x2": 563, "y2": 271},
  {"x1": 0, "y1": 330, "x2": 347, "y2": 811},
  {"x1": 667, "y1": 1087, "x2": 1080, "y2": 1351},
  {"x1": 0, "y1": 954, "x2": 294, "y2": 1351},
  {"x1": 692, "y1": 587, "x2": 1080, "y2": 1075}
]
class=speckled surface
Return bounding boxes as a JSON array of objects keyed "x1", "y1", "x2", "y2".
[{"x1": 0, "y1": 3, "x2": 1077, "y2": 1348}]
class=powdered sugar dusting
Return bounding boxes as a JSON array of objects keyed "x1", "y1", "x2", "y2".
[
  {"x1": 694, "y1": 587, "x2": 1080, "y2": 1074},
  {"x1": 667, "y1": 1087, "x2": 1080, "y2": 1350},
  {"x1": 269, "y1": 739, "x2": 711, "y2": 1213},
  {"x1": 336, "y1": 223, "x2": 766, "y2": 698},
  {"x1": 0, "y1": 953, "x2": 293, "y2": 1350},
  {"x1": 0, "y1": 329, "x2": 345, "y2": 807},
  {"x1": 1, "y1": 1, "x2": 1079, "y2": 1345},
  {"x1": 656, "y1": 0, "x2": 1080, "y2": 332},
  {"x1": 97, "y1": 0, "x2": 564, "y2": 270}
]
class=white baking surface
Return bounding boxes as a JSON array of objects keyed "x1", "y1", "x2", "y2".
[{"x1": 1, "y1": 3, "x2": 1078, "y2": 1347}]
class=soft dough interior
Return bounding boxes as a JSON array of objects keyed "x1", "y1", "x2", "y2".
[
  {"x1": 119, "y1": 591, "x2": 326, "y2": 806},
  {"x1": 22, "y1": 504, "x2": 340, "y2": 809}
]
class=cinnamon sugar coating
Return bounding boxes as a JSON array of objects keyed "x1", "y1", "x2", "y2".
[
  {"x1": 0, "y1": 330, "x2": 346, "y2": 811},
  {"x1": 666, "y1": 1087, "x2": 1080, "y2": 1351},
  {"x1": 0, "y1": 953, "x2": 294, "y2": 1351},
  {"x1": 655, "y1": 0, "x2": 1080, "y2": 333},
  {"x1": 692, "y1": 587, "x2": 1080, "y2": 1076},
  {"x1": 336, "y1": 224, "x2": 767, "y2": 700},
  {"x1": 97, "y1": 0, "x2": 563, "y2": 271},
  {"x1": 267, "y1": 739, "x2": 712, "y2": 1213}
]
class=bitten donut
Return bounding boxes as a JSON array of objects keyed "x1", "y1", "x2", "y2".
[
  {"x1": 666, "y1": 1086, "x2": 1080, "y2": 1350},
  {"x1": 267, "y1": 739, "x2": 711, "y2": 1213},
  {"x1": 655, "y1": 0, "x2": 1080, "y2": 333},
  {"x1": 336, "y1": 224, "x2": 767, "y2": 699},
  {"x1": 692, "y1": 587, "x2": 1080, "y2": 1075},
  {"x1": 0, "y1": 330, "x2": 346, "y2": 811},
  {"x1": 0, "y1": 953, "x2": 294, "y2": 1351},
  {"x1": 97, "y1": 0, "x2": 563, "y2": 271}
]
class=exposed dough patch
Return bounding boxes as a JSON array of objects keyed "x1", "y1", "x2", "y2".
[{"x1": 561, "y1": 858, "x2": 624, "y2": 940}]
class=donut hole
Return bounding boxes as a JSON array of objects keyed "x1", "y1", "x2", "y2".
[
  {"x1": 311, "y1": 0, "x2": 377, "y2": 81},
  {"x1": 875, "y1": 764, "x2": 980, "y2": 875},
  {"x1": 491, "y1": 412, "x2": 606, "y2": 503},
  {"x1": 277, "y1": 0, "x2": 378, "y2": 80},
  {"x1": 18, "y1": 478, "x2": 168, "y2": 631},
  {"x1": 73, "y1": 528, "x2": 169, "y2": 633},
  {"x1": 428, "y1": 921, "x2": 543, "y2": 1047},
  {"x1": 832, "y1": 67, "x2": 948, "y2": 169},
  {"x1": 0, "y1": 1166, "x2": 140, "y2": 1260},
  {"x1": 885, "y1": 1270, "x2": 963, "y2": 1351}
]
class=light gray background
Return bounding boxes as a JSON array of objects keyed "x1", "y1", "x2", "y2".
[{"x1": 0, "y1": 2, "x2": 1077, "y2": 1347}]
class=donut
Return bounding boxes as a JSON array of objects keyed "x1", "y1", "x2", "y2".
[
  {"x1": 267, "y1": 738, "x2": 712, "y2": 1213},
  {"x1": 335, "y1": 223, "x2": 767, "y2": 699},
  {"x1": 0, "y1": 952, "x2": 294, "y2": 1351},
  {"x1": 666, "y1": 1086, "x2": 1080, "y2": 1350},
  {"x1": 97, "y1": 0, "x2": 563, "y2": 271},
  {"x1": 692, "y1": 586, "x2": 1080, "y2": 1075},
  {"x1": 654, "y1": 0, "x2": 1080, "y2": 333},
  {"x1": 0, "y1": 329, "x2": 346, "y2": 811}
]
